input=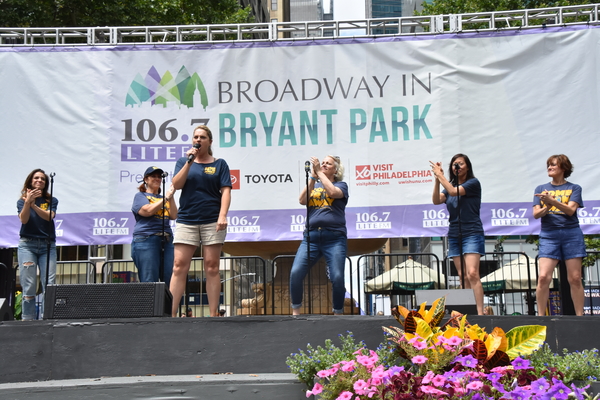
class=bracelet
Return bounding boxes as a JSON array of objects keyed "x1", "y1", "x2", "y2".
[{"x1": 310, "y1": 176, "x2": 317, "y2": 181}]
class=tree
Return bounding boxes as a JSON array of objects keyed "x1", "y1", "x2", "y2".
[
  {"x1": 420, "y1": 0, "x2": 595, "y2": 15},
  {"x1": 0, "y1": 0, "x2": 253, "y2": 28}
]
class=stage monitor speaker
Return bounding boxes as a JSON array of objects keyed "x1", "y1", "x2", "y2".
[
  {"x1": 415, "y1": 289, "x2": 477, "y2": 315},
  {"x1": 44, "y1": 282, "x2": 172, "y2": 319},
  {"x1": 0, "y1": 298, "x2": 13, "y2": 321}
]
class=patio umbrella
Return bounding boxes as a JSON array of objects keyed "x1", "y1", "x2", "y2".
[
  {"x1": 364, "y1": 259, "x2": 446, "y2": 295},
  {"x1": 481, "y1": 255, "x2": 557, "y2": 292}
]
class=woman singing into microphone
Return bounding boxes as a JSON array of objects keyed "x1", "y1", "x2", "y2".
[
  {"x1": 431, "y1": 154, "x2": 485, "y2": 315},
  {"x1": 169, "y1": 125, "x2": 232, "y2": 317}
]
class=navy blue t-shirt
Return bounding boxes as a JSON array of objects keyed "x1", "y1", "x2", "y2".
[
  {"x1": 174, "y1": 157, "x2": 232, "y2": 225},
  {"x1": 533, "y1": 181, "x2": 583, "y2": 230},
  {"x1": 131, "y1": 191, "x2": 174, "y2": 236},
  {"x1": 307, "y1": 181, "x2": 348, "y2": 234},
  {"x1": 442, "y1": 178, "x2": 484, "y2": 237},
  {"x1": 17, "y1": 196, "x2": 58, "y2": 240}
]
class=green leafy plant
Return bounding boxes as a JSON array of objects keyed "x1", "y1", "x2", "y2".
[
  {"x1": 14, "y1": 291, "x2": 22, "y2": 320},
  {"x1": 384, "y1": 297, "x2": 546, "y2": 373},
  {"x1": 286, "y1": 332, "x2": 368, "y2": 387},
  {"x1": 526, "y1": 343, "x2": 600, "y2": 384}
]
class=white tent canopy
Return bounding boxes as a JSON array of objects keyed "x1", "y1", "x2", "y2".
[
  {"x1": 481, "y1": 255, "x2": 557, "y2": 291},
  {"x1": 364, "y1": 259, "x2": 446, "y2": 294}
]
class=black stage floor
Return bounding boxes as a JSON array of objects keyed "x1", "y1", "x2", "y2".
[{"x1": 1, "y1": 315, "x2": 598, "y2": 398}]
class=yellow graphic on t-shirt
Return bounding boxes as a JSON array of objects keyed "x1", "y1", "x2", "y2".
[
  {"x1": 542, "y1": 189, "x2": 572, "y2": 214},
  {"x1": 39, "y1": 202, "x2": 49, "y2": 211},
  {"x1": 204, "y1": 167, "x2": 216, "y2": 175},
  {"x1": 309, "y1": 187, "x2": 334, "y2": 208},
  {"x1": 147, "y1": 195, "x2": 171, "y2": 218}
]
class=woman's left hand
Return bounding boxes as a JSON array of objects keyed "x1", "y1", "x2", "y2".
[
  {"x1": 166, "y1": 184, "x2": 176, "y2": 200},
  {"x1": 535, "y1": 190, "x2": 555, "y2": 206},
  {"x1": 216, "y1": 216, "x2": 228, "y2": 232}
]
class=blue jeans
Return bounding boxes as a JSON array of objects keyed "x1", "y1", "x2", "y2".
[
  {"x1": 290, "y1": 228, "x2": 347, "y2": 314},
  {"x1": 18, "y1": 238, "x2": 56, "y2": 320},
  {"x1": 131, "y1": 234, "x2": 174, "y2": 287}
]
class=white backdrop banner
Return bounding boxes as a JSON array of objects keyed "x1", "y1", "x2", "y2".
[{"x1": 1, "y1": 25, "x2": 600, "y2": 247}]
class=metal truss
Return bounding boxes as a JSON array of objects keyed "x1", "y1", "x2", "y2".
[{"x1": 1, "y1": 3, "x2": 599, "y2": 47}]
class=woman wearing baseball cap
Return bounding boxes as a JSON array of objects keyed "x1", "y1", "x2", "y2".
[{"x1": 131, "y1": 166, "x2": 177, "y2": 286}]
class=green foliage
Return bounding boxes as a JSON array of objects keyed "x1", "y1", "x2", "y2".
[
  {"x1": 505, "y1": 325, "x2": 547, "y2": 359},
  {"x1": 0, "y1": 0, "x2": 254, "y2": 28},
  {"x1": 419, "y1": 0, "x2": 595, "y2": 16},
  {"x1": 14, "y1": 291, "x2": 22, "y2": 320},
  {"x1": 286, "y1": 332, "x2": 367, "y2": 387},
  {"x1": 286, "y1": 331, "x2": 407, "y2": 387},
  {"x1": 526, "y1": 343, "x2": 600, "y2": 384}
]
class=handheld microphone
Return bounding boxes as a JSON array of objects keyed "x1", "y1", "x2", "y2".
[
  {"x1": 188, "y1": 143, "x2": 200, "y2": 163},
  {"x1": 453, "y1": 163, "x2": 460, "y2": 170},
  {"x1": 305, "y1": 160, "x2": 310, "y2": 173}
]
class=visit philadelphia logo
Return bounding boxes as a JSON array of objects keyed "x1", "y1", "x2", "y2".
[{"x1": 125, "y1": 66, "x2": 208, "y2": 109}]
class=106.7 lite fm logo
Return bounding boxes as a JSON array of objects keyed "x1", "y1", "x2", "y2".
[{"x1": 121, "y1": 66, "x2": 210, "y2": 163}]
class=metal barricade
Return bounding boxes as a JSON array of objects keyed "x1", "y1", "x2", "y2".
[
  {"x1": 473, "y1": 252, "x2": 535, "y2": 315},
  {"x1": 584, "y1": 251, "x2": 600, "y2": 315},
  {"x1": 100, "y1": 256, "x2": 268, "y2": 317},
  {"x1": 269, "y1": 255, "x2": 356, "y2": 315},
  {"x1": 360, "y1": 253, "x2": 443, "y2": 315},
  {"x1": 101, "y1": 260, "x2": 137, "y2": 284},
  {"x1": 182, "y1": 256, "x2": 268, "y2": 317},
  {"x1": 56, "y1": 261, "x2": 97, "y2": 284}
]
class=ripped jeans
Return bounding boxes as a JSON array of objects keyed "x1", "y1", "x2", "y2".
[{"x1": 18, "y1": 238, "x2": 56, "y2": 320}]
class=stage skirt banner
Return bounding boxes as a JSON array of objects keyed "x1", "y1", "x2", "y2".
[{"x1": 1, "y1": 25, "x2": 600, "y2": 247}]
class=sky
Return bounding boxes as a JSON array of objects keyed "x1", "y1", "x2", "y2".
[{"x1": 333, "y1": 0, "x2": 366, "y2": 20}]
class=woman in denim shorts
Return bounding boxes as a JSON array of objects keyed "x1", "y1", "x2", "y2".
[
  {"x1": 431, "y1": 154, "x2": 485, "y2": 315},
  {"x1": 17, "y1": 169, "x2": 58, "y2": 320},
  {"x1": 533, "y1": 154, "x2": 586, "y2": 316}
]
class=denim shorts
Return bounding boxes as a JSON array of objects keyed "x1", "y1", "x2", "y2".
[
  {"x1": 448, "y1": 234, "x2": 485, "y2": 257},
  {"x1": 539, "y1": 227, "x2": 587, "y2": 261}
]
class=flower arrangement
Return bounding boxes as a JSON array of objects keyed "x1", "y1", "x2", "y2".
[
  {"x1": 307, "y1": 350, "x2": 589, "y2": 400},
  {"x1": 289, "y1": 297, "x2": 598, "y2": 400}
]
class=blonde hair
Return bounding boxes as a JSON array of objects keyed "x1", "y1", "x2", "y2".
[{"x1": 326, "y1": 155, "x2": 344, "y2": 181}]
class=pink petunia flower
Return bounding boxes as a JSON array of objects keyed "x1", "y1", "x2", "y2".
[
  {"x1": 466, "y1": 381, "x2": 484, "y2": 390},
  {"x1": 432, "y1": 374, "x2": 446, "y2": 387},
  {"x1": 447, "y1": 336, "x2": 463, "y2": 346},
  {"x1": 306, "y1": 382, "x2": 323, "y2": 397},
  {"x1": 411, "y1": 355, "x2": 428, "y2": 364},
  {"x1": 340, "y1": 360, "x2": 356, "y2": 372},
  {"x1": 371, "y1": 365, "x2": 387, "y2": 379},
  {"x1": 336, "y1": 391, "x2": 354, "y2": 400},
  {"x1": 316, "y1": 368, "x2": 335, "y2": 378},
  {"x1": 422, "y1": 370, "x2": 436, "y2": 384},
  {"x1": 421, "y1": 385, "x2": 448, "y2": 396},
  {"x1": 353, "y1": 379, "x2": 369, "y2": 394}
]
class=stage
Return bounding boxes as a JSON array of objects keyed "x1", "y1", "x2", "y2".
[{"x1": 1, "y1": 315, "x2": 598, "y2": 399}]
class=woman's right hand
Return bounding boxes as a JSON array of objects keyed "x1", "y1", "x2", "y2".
[
  {"x1": 25, "y1": 189, "x2": 41, "y2": 204},
  {"x1": 429, "y1": 161, "x2": 443, "y2": 179}
]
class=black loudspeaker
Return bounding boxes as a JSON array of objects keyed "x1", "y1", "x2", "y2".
[
  {"x1": 415, "y1": 289, "x2": 478, "y2": 315},
  {"x1": 0, "y1": 298, "x2": 13, "y2": 321},
  {"x1": 44, "y1": 283, "x2": 172, "y2": 319}
]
